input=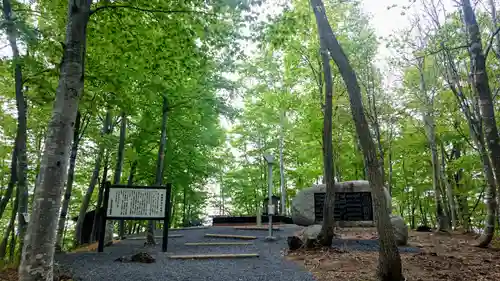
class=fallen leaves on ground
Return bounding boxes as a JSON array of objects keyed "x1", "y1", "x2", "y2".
[
  {"x1": 285, "y1": 228, "x2": 500, "y2": 281},
  {"x1": 0, "y1": 268, "x2": 17, "y2": 281},
  {"x1": 0, "y1": 264, "x2": 74, "y2": 281},
  {"x1": 70, "y1": 239, "x2": 120, "y2": 253}
]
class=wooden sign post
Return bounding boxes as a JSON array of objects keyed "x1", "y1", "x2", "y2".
[{"x1": 97, "y1": 182, "x2": 172, "y2": 253}]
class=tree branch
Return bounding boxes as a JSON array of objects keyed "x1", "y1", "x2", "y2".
[
  {"x1": 484, "y1": 26, "x2": 500, "y2": 59},
  {"x1": 90, "y1": 5, "x2": 214, "y2": 17},
  {"x1": 415, "y1": 43, "x2": 469, "y2": 59}
]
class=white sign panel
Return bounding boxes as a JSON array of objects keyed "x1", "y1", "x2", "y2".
[
  {"x1": 268, "y1": 205, "x2": 275, "y2": 215},
  {"x1": 107, "y1": 188, "x2": 167, "y2": 218}
]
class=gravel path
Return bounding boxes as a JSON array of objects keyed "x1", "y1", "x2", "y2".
[{"x1": 56, "y1": 225, "x2": 316, "y2": 281}]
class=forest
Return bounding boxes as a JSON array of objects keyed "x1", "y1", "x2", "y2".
[{"x1": 1, "y1": 0, "x2": 500, "y2": 280}]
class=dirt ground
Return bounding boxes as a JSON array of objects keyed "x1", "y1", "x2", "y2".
[{"x1": 285, "y1": 228, "x2": 500, "y2": 281}]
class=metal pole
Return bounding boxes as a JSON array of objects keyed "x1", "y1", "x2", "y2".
[{"x1": 267, "y1": 162, "x2": 273, "y2": 238}]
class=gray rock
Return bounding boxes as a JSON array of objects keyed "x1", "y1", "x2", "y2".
[
  {"x1": 288, "y1": 225, "x2": 323, "y2": 249},
  {"x1": 291, "y1": 180, "x2": 392, "y2": 226},
  {"x1": 390, "y1": 214, "x2": 408, "y2": 246},
  {"x1": 303, "y1": 225, "x2": 322, "y2": 241}
]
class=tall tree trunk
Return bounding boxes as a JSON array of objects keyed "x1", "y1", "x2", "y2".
[
  {"x1": 488, "y1": 0, "x2": 500, "y2": 233},
  {"x1": 18, "y1": 1, "x2": 90, "y2": 279},
  {"x1": 279, "y1": 110, "x2": 286, "y2": 215},
  {"x1": 74, "y1": 111, "x2": 110, "y2": 245},
  {"x1": 0, "y1": 186, "x2": 18, "y2": 259},
  {"x1": 0, "y1": 144, "x2": 17, "y2": 219},
  {"x1": 119, "y1": 159, "x2": 135, "y2": 239},
  {"x1": 310, "y1": 1, "x2": 404, "y2": 280},
  {"x1": 388, "y1": 128, "x2": 393, "y2": 195},
  {"x1": 8, "y1": 224, "x2": 16, "y2": 262},
  {"x1": 114, "y1": 112, "x2": 127, "y2": 239},
  {"x1": 461, "y1": 0, "x2": 500, "y2": 247},
  {"x1": 56, "y1": 111, "x2": 82, "y2": 251},
  {"x1": 488, "y1": 0, "x2": 500, "y2": 60},
  {"x1": 219, "y1": 173, "x2": 225, "y2": 215},
  {"x1": 182, "y1": 185, "x2": 187, "y2": 225},
  {"x1": 418, "y1": 62, "x2": 450, "y2": 232},
  {"x1": 127, "y1": 221, "x2": 133, "y2": 235},
  {"x1": 91, "y1": 151, "x2": 110, "y2": 243},
  {"x1": 366, "y1": 79, "x2": 385, "y2": 184},
  {"x1": 453, "y1": 143, "x2": 470, "y2": 231},
  {"x1": 2, "y1": 0, "x2": 29, "y2": 262},
  {"x1": 315, "y1": 20, "x2": 336, "y2": 247},
  {"x1": 146, "y1": 95, "x2": 168, "y2": 245},
  {"x1": 440, "y1": 144, "x2": 457, "y2": 229}
]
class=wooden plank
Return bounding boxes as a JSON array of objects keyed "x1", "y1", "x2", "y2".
[
  {"x1": 233, "y1": 226, "x2": 281, "y2": 231},
  {"x1": 169, "y1": 226, "x2": 209, "y2": 231},
  {"x1": 168, "y1": 253, "x2": 259, "y2": 259},
  {"x1": 184, "y1": 242, "x2": 253, "y2": 246},
  {"x1": 204, "y1": 233, "x2": 257, "y2": 240},
  {"x1": 127, "y1": 234, "x2": 183, "y2": 240}
]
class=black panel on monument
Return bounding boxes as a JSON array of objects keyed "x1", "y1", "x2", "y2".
[{"x1": 314, "y1": 192, "x2": 373, "y2": 222}]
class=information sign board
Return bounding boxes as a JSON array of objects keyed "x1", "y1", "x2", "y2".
[
  {"x1": 98, "y1": 182, "x2": 172, "y2": 253},
  {"x1": 107, "y1": 188, "x2": 167, "y2": 219}
]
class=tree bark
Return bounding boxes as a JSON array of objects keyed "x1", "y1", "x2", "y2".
[
  {"x1": 0, "y1": 186, "x2": 18, "y2": 259},
  {"x1": 114, "y1": 112, "x2": 127, "y2": 239},
  {"x1": 91, "y1": 150, "x2": 110, "y2": 243},
  {"x1": 56, "y1": 111, "x2": 82, "y2": 251},
  {"x1": 418, "y1": 63, "x2": 450, "y2": 232},
  {"x1": 488, "y1": 0, "x2": 500, "y2": 60},
  {"x1": 146, "y1": 95, "x2": 168, "y2": 245},
  {"x1": 18, "y1": 1, "x2": 90, "y2": 280},
  {"x1": 279, "y1": 110, "x2": 286, "y2": 215},
  {"x1": 314, "y1": 17, "x2": 336, "y2": 247},
  {"x1": 74, "y1": 111, "x2": 110, "y2": 245},
  {"x1": 440, "y1": 143, "x2": 457, "y2": 229},
  {"x1": 0, "y1": 143, "x2": 17, "y2": 219},
  {"x1": 461, "y1": 0, "x2": 500, "y2": 247},
  {"x1": 453, "y1": 143, "x2": 470, "y2": 231},
  {"x1": 310, "y1": 1, "x2": 404, "y2": 280},
  {"x1": 2, "y1": 0, "x2": 29, "y2": 262}
]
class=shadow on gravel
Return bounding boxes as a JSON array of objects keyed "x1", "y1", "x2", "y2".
[{"x1": 331, "y1": 239, "x2": 420, "y2": 253}]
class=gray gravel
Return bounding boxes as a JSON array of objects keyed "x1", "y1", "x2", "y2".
[
  {"x1": 55, "y1": 225, "x2": 316, "y2": 281},
  {"x1": 56, "y1": 225, "x2": 421, "y2": 281}
]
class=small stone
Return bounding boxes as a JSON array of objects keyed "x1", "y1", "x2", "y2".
[
  {"x1": 130, "y1": 252, "x2": 155, "y2": 263},
  {"x1": 115, "y1": 252, "x2": 156, "y2": 263}
]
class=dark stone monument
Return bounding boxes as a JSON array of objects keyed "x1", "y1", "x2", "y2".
[
  {"x1": 313, "y1": 192, "x2": 373, "y2": 222},
  {"x1": 291, "y1": 180, "x2": 391, "y2": 226}
]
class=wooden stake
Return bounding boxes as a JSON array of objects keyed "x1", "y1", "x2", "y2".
[
  {"x1": 169, "y1": 226, "x2": 209, "y2": 231},
  {"x1": 127, "y1": 234, "x2": 183, "y2": 240},
  {"x1": 204, "y1": 233, "x2": 257, "y2": 240},
  {"x1": 168, "y1": 253, "x2": 259, "y2": 259},
  {"x1": 233, "y1": 226, "x2": 280, "y2": 231},
  {"x1": 184, "y1": 242, "x2": 253, "y2": 246}
]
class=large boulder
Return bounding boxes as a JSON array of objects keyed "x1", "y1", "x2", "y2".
[
  {"x1": 390, "y1": 214, "x2": 409, "y2": 246},
  {"x1": 291, "y1": 180, "x2": 392, "y2": 226}
]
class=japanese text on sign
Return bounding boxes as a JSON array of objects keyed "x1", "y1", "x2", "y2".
[{"x1": 107, "y1": 188, "x2": 166, "y2": 218}]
